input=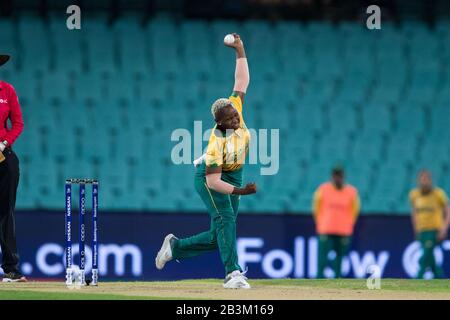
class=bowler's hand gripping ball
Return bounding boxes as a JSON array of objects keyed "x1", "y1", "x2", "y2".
[{"x1": 224, "y1": 34, "x2": 235, "y2": 45}]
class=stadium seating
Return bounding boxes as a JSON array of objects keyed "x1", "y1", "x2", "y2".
[{"x1": 1, "y1": 14, "x2": 448, "y2": 214}]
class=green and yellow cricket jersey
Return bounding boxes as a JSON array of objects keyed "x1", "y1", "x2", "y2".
[
  {"x1": 409, "y1": 187, "x2": 448, "y2": 232},
  {"x1": 205, "y1": 94, "x2": 250, "y2": 172}
]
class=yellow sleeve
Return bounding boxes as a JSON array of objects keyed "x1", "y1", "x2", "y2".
[
  {"x1": 409, "y1": 190, "x2": 417, "y2": 207},
  {"x1": 229, "y1": 94, "x2": 242, "y2": 114},
  {"x1": 229, "y1": 94, "x2": 244, "y2": 124},
  {"x1": 353, "y1": 194, "x2": 360, "y2": 220},
  {"x1": 312, "y1": 189, "x2": 322, "y2": 220},
  {"x1": 205, "y1": 133, "x2": 224, "y2": 168},
  {"x1": 437, "y1": 188, "x2": 448, "y2": 207}
]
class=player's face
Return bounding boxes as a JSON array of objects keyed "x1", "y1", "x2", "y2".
[
  {"x1": 332, "y1": 172, "x2": 344, "y2": 188},
  {"x1": 418, "y1": 172, "x2": 432, "y2": 190},
  {"x1": 217, "y1": 105, "x2": 240, "y2": 130}
]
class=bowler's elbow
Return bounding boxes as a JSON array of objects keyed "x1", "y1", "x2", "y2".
[{"x1": 205, "y1": 175, "x2": 214, "y2": 190}]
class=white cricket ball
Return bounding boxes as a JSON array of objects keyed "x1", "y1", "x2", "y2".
[{"x1": 224, "y1": 34, "x2": 235, "y2": 45}]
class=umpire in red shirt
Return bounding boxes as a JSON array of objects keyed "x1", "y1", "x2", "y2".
[{"x1": 0, "y1": 55, "x2": 26, "y2": 282}]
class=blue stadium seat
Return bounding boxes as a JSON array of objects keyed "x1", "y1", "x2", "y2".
[
  {"x1": 418, "y1": 143, "x2": 449, "y2": 170},
  {"x1": 292, "y1": 104, "x2": 323, "y2": 134},
  {"x1": 147, "y1": 17, "x2": 181, "y2": 79},
  {"x1": 364, "y1": 195, "x2": 397, "y2": 213},
  {"x1": 10, "y1": 71, "x2": 39, "y2": 102},
  {"x1": 49, "y1": 13, "x2": 84, "y2": 73},
  {"x1": 372, "y1": 164, "x2": 408, "y2": 201},
  {"x1": 362, "y1": 102, "x2": 392, "y2": 135},
  {"x1": 351, "y1": 142, "x2": 382, "y2": 166},
  {"x1": 346, "y1": 169, "x2": 371, "y2": 197},
  {"x1": 317, "y1": 142, "x2": 349, "y2": 165},
  {"x1": 178, "y1": 193, "x2": 205, "y2": 212},
  {"x1": 326, "y1": 102, "x2": 358, "y2": 133},
  {"x1": 40, "y1": 73, "x2": 71, "y2": 100},
  {"x1": 0, "y1": 19, "x2": 19, "y2": 71},
  {"x1": 3, "y1": 16, "x2": 449, "y2": 214},
  {"x1": 385, "y1": 135, "x2": 417, "y2": 166},
  {"x1": 113, "y1": 15, "x2": 149, "y2": 77},
  {"x1": 289, "y1": 194, "x2": 313, "y2": 213},
  {"x1": 17, "y1": 14, "x2": 51, "y2": 74}
]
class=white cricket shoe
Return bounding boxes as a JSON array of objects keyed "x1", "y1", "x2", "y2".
[
  {"x1": 155, "y1": 234, "x2": 177, "y2": 270},
  {"x1": 223, "y1": 270, "x2": 251, "y2": 289}
]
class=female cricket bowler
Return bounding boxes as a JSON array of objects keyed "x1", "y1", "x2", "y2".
[
  {"x1": 155, "y1": 34, "x2": 257, "y2": 289},
  {"x1": 0, "y1": 54, "x2": 26, "y2": 282}
]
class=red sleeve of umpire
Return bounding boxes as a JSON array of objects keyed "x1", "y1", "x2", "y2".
[{"x1": 4, "y1": 84, "x2": 24, "y2": 145}]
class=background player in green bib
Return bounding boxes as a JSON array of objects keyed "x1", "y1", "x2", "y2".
[
  {"x1": 409, "y1": 170, "x2": 450, "y2": 279},
  {"x1": 155, "y1": 34, "x2": 257, "y2": 289}
]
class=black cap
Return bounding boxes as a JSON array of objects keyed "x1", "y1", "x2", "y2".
[{"x1": 0, "y1": 55, "x2": 10, "y2": 67}]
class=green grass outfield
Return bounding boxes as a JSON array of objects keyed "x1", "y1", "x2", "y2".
[{"x1": 0, "y1": 279, "x2": 449, "y2": 300}]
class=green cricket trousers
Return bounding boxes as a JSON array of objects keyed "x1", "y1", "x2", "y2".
[
  {"x1": 171, "y1": 163, "x2": 243, "y2": 275},
  {"x1": 417, "y1": 230, "x2": 444, "y2": 279},
  {"x1": 317, "y1": 234, "x2": 351, "y2": 278}
]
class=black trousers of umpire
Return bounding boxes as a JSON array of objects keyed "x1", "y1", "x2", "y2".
[{"x1": 0, "y1": 147, "x2": 20, "y2": 274}]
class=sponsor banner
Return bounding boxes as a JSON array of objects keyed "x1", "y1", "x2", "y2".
[{"x1": 1, "y1": 211, "x2": 449, "y2": 280}]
